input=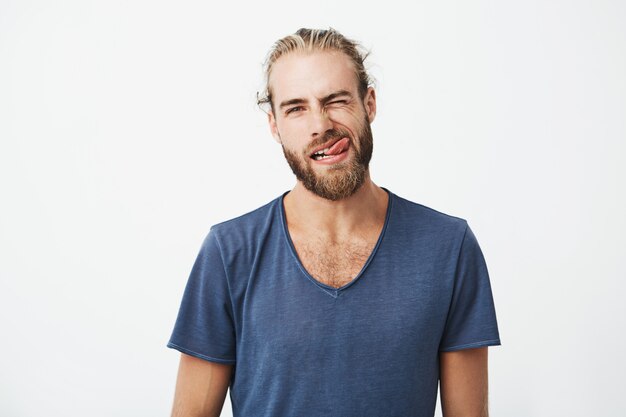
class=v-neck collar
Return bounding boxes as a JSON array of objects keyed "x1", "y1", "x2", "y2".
[{"x1": 279, "y1": 187, "x2": 393, "y2": 298}]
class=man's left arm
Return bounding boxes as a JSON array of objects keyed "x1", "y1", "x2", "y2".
[{"x1": 439, "y1": 346, "x2": 489, "y2": 417}]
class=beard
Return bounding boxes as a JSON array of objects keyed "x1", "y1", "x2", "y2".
[{"x1": 280, "y1": 115, "x2": 374, "y2": 201}]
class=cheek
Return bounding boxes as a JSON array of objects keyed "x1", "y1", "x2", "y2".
[
  {"x1": 277, "y1": 125, "x2": 308, "y2": 153},
  {"x1": 329, "y1": 110, "x2": 364, "y2": 134},
  {"x1": 330, "y1": 104, "x2": 365, "y2": 121}
]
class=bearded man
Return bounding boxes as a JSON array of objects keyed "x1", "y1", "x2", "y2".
[{"x1": 167, "y1": 28, "x2": 501, "y2": 417}]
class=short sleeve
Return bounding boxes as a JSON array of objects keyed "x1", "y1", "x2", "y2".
[
  {"x1": 166, "y1": 227, "x2": 236, "y2": 364},
  {"x1": 438, "y1": 224, "x2": 501, "y2": 352}
]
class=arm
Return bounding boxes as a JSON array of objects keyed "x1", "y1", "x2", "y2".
[
  {"x1": 439, "y1": 346, "x2": 489, "y2": 417},
  {"x1": 170, "y1": 353, "x2": 233, "y2": 417}
]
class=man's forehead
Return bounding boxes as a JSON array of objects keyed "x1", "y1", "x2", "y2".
[{"x1": 269, "y1": 50, "x2": 359, "y2": 103}]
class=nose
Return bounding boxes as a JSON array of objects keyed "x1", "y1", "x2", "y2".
[{"x1": 309, "y1": 108, "x2": 334, "y2": 138}]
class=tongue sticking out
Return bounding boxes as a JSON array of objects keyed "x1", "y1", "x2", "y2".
[{"x1": 325, "y1": 137, "x2": 350, "y2": 156}]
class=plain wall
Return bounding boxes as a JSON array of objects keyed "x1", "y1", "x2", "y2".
[{"x1": 1, "y1": 0, "x2": 624, "y2": 415}]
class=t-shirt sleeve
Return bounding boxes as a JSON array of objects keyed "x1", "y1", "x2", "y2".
[
  {"x1": 438, "y1": 223, "x2": 501, "y2": 352},
  {"x1": 166, "y1": 227, "x2": 237, "y2": 364}
]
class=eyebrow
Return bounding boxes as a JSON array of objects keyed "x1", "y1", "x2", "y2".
[{"x1": 278, "y1": 90, "x2": 354, "y2": 110}]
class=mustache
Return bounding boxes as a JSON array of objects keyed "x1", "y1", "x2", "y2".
[{"x1": 308, "y1": 129, "x2": 351, "y2": 153}]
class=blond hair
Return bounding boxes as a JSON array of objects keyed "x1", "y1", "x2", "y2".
[{"x1": 257, "y1": 28, "x2": 373, "y2": 111}]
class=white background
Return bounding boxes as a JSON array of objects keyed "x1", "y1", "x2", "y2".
[{"x1": 1, "y1": 0, "x2": 624, "y2": 416}]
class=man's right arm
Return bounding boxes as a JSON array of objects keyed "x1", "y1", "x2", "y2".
[{"x1": 170, "y1": 353, "x2": 233, "y2": 417}]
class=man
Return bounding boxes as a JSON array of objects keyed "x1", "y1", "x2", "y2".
[{"x1": 167, "y1": 28, "x2": 501, "y2": 417}]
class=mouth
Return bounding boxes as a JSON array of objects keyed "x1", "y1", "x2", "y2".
[{"x1": 309, "y1": 137, "x2": 350, "y2": 161}]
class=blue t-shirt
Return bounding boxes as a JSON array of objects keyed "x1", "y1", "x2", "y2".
[{"x1": 167, "y1": 187, "x2": 501, "y2": 417}]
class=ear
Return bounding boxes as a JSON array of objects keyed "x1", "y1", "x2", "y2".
[
  {"x1": 363, "y1": 87, "x2": 377, "y2": 123},
  {"x1": 268, "y1": 110, "x2": 282, "y2": 144}
]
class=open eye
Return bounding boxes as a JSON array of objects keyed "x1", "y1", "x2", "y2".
[{"x1": 285, "y1": 106, "x2": 304, "y2": 115}]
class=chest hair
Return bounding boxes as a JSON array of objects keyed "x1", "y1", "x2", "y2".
[{"x1": 291, "y1": 234, "x2": 376, "y2": 288}]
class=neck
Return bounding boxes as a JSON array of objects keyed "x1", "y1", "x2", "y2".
[{"x1": 282, "y1": 173, "x2": 389, "y2": 239}]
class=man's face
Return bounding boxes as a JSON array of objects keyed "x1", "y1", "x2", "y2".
[{"x1": 267, "y1": 50, "x2": 376, "y2": 201}]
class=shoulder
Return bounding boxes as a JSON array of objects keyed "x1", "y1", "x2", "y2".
[
  {"x1": 206, "y1": 192, "x2": 284, "y2": 255},
  {"x1": 388, "y1": 189, "x2": 468, "y2": 238},
  {"x1": 386, "y1": 189, "x2": 479, "y2": 272}
]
